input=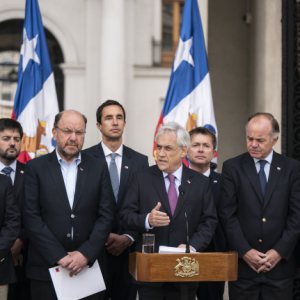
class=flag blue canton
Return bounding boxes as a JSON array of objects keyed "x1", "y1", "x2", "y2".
[
  {"x1": 13, "y1": 0, "x2": 53, "y2": 119},
  {"x1": 162, "y1": 0, "x2": 209, "y2": 118}
]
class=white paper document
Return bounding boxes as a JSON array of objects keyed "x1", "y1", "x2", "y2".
[
  {"x1": 49, "y1": 260, "x2": 105, "y2": 300},
  {"x1": 159, "y1": 246, "x2": 199, "y2": 254}
]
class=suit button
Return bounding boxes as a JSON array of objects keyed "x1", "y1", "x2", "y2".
[
  {"x1": 259, "y1": 239, "x2": 262, "y2": 243},
  {"x1": 71, "y1": 214, "x2": 75, "y2": 218},
  {"x1": 67, "y1": 233, "x2": 71, "y2": 238},
  {"x1": 170, "y1": 229, "x2": 173, "y2": 232},
  {"x1": 262, "y1": 218, "x2": 266, "y2": 222}
]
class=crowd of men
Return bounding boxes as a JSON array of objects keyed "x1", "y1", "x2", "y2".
[{"x1": 0, "y1": 99, "x2": 300, "y2": 300}]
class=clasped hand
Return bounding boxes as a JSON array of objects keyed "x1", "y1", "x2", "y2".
[
  {"x1": 57, "y1": 251, "x2": 88, "y2": 277},
  {"x1": 243, "y1": 249, "x2": 282, "y2": 273}
]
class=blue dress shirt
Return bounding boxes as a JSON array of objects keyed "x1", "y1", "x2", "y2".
[{"x1": 253, "y1": 150, "x2": 273, "y2": 181}]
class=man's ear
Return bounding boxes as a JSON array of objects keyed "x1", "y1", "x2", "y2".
[
  {"x1": 52, "y1": 127, "x2": 57, "y2": 141},
  {"x1": 96, "y1": 122, "x2": 102, "y2": 132}
]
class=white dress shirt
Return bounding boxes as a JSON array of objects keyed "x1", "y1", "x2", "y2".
[
  {"x1": 189, "y1": 166, "x2": 211, "y2": 178},
  {"x1": 0, "y1": 160, "x2": 17, "y2": 185},
  {"x1": 253, "y1": 150, "x2": 273, "y2": 181},
  {"x1": 101, "y1": 142, "x2": 134, "y2": 244},
  {"x1": 56, "y1": 150, "x2": 81, "y2": 238},
  {"x1": 101, "y1": 142, "x2": 123, "y2": 183}
]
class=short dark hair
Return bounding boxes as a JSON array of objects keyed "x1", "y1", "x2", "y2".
[
  {"x1": 0, "y1": 118, "x2": 23, "y2": 139},
  {"x1": 189, "y1": 127, "x2": 217, "y2": 150},
  {"x1": 246, "y1": 112, "x2": 280, "y2": 139},
  {"x1": 53, "y1": 110, "x2": 87, "y2": 128},
  {"x1": 96, "y1": 100, "x2": 126, "y2": 124}
]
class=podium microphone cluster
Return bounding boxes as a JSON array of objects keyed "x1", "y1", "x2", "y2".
[{"x1": 179, "y1": 185, "x2": 190, "y2": 254}]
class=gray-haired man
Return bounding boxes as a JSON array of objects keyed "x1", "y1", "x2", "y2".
[{"x1": 120, "y1": 122, "x2": 218, "y2": 300}]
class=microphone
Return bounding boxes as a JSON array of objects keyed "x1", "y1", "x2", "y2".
[{"x1": 179, "y1": 185, "x2": 190, "y2": 254}]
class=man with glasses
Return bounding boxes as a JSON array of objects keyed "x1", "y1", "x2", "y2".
[{"x1": 22, "y1": 110, "x2": 115, "y2": 300}]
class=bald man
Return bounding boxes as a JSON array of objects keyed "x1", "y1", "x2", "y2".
[
  {"x1": 218, "y1": 112, "x2": 300, "y2": 300},
  {"x1": 22, "y1": 110, "x2": 115, "y2": 300}
]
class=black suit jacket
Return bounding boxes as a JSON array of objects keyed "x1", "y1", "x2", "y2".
[
  {"x1": 218, "y1": 151, "x2": 300, "y2": 279},
  {"x1": 0, "y1": 175, "x2": 21, "y2": 285},
  {"x1": 22, "y1": 151, "x2": 115, "y2": 281},
  {"x1": 209, "y1": 170, "x2": 226, "y2": 252},
  {"x1": 83, "y1": 143, "x2": 149, "y2": 244},
  {"x1": 120, "y1": 164, "x2": 218, "y2": 287}
]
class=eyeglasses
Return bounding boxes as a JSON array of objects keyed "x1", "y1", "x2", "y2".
[{"x1": 55, "y1": 127, "x2": 86, "y2": 137}]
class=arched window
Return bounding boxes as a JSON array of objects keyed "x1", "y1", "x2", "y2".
[{"x1": 0, "y1": 19, "x2": 64, "y2": 118}]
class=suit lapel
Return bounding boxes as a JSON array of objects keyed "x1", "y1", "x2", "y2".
[
  {"x1": 117, "y1": 146, "x2": 132, "y2": 207},
  {"x1": 209, "y1": 170, "x2": 219, "y2": 207},
  {"x1": 73, "y1": 155, "x2": 89, "y2": 211},
  {"x1": 172, "y1": 165, "x2": 193, "y2": 221},
  {"x1": 152, "y1": 166, "x2": 172, "y2": 217},
  {"x1": 47, "y1": 151, "x2": 71, "y2": 211},
  {"x1": 242, "y1": 153, "x2": 264, "y2": 204},
  {"x1": 93, "y1": 142, "x2": 105, "y2": 159},
  {"x1": 263, "y1": 152, "x2": 283, "y2": 210},
  {"x1": 14, "y1": 161, "x2": 25, "y2": 200}
]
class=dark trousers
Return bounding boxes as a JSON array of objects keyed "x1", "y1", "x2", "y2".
[
  {"x1": 138, "y1": 283, "x2": 197, "y2": 300},
  {"x1": 104, "y1": 251, "x2": 137, "y2": 300},
  {"x1": 31, "y1": 279, "x2": 104, "y2": 300},
  {"x1": 8, "y1": 282, "x2": 32, "y2": 300},
  {"x1": 229, "y1": 273, "x2": 293, "y2": 300},
  {"x1": 197, "y1": 281, "x2": 224, "y2": 300}
]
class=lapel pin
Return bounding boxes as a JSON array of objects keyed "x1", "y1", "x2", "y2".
[
  {"x1": 80, "y1": 168, "x2": 83, "y2": 171},
  {"x1": 187, "y1": 180, "x2": 191, "y2": 184},
  {"x1": 277, "y1": 167, "x2": 281, "y2": 170},
  {"x1": 125, "y1": 166, "x2": 128, "y2": 169},
  {"x1": 20, "y1": 170, "x2": 24, "y2": 174},
  {"x1": 214, "y1": 180, "x2": 217, "y2": 183}
]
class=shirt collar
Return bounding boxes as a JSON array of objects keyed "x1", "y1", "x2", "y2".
[
  {"x1": 56, "y1": 149, "x2": 81, "y2": 166},
  {"x1": 253, "y1": 150, "x2": 273, "y2": 165},
  {"x1": 0, "y1": 159, "x2": 17, "y2": 172},
  {"x1": 101, "y1": 142, "x2": 123, "y2": 158},
  {"x1": 203, "y1": 168, "x2": 211, "y2": 177},
  {"x1": 162, "y1": 164, "x2": 183, "y2": 182}
]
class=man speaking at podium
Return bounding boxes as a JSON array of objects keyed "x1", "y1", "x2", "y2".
[{"x1": 120, "y1": 122, "x2": 218, "y2": 300}]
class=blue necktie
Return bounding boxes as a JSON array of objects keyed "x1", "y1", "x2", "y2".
[
  {"x1": 259, "y1": 160, "x2": 267, "y2": 199},
  {"x1": 109, "y1": 153, "x2": 119, "y2": 202},
  {"x1": 2, "y1": 166, "x2": 13, "y2": 183}
]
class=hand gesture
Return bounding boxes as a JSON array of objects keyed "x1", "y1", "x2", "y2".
[{"x1": 148, "y1": 202, "x2": 170, "y2": 227}]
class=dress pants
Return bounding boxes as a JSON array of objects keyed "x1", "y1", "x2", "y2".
[
  {"x1": 0, "y1": 285, "x2": 8, "y2": 300},
  {"x1": 104, "y1": 250, "x2": 137, "y2": 300},
  {"x1": 229, "y1": 273, "x2": 293, "y2": 300},
  {"x1": 138, "y1": 283, "x2": 197, "y2": 300},
  {"x1": 8, "y1": 282, "x2": 31, "y2": 300},
  {"x1": 197, "y1": 281, "x2": 224, "y2": 300},
  {"x1": 30, "y1": 280, "x2": 104, "y2": 300}
]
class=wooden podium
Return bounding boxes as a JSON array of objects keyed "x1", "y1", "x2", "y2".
[{"x1": 129, "y1": 251, "x2": 238, "y2": 299}]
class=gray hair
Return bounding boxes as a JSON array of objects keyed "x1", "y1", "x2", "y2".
[
  {"x1": 156, "y1": 122, "x2": 190, "y2": 150},
  {"x1": 245, "y1": 112, "x2": 280, "y2": 141}
]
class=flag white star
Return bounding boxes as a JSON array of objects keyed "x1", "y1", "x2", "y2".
[
  {"x1": 173, "y1": 37, "x2": 194, "y2": 72},
  {"x1": 20, "y1": 28, "x2": 40, "y2": 72}
]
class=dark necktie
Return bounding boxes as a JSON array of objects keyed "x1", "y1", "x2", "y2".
[
  {"x1": 167, "y1": 174, "x2": 178, "y2": 216},
  {"x1": 259, "y1": 160, "x2": 267, "y2": 199},
  {"x1": 109, "y1": 153, "x2": 119, "y2": 202},
  {"x1": 2, "y1": 166, "x2": 13, "y2": 184}
]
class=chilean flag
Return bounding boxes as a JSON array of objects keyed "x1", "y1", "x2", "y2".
[
  {"x1": 153, "y1": 0, "x2": 218, "y2": 166},
  {"x1": 11, "y1": 0, "x2": 59, "y2": 163}
]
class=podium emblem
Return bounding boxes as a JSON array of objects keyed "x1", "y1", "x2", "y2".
[{"x1": 174, "y1": 257, "x2": 199, "y2": 277}]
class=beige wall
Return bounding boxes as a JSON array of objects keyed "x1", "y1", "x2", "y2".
[
  {"x1": 208, "y1": 0, "x2": 249, "y2": 170},
  {"x1": 249, "y1": 0, "x2": 282, "y2": 153}
]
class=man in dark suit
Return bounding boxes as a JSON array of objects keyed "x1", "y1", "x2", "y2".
[
  {"x1": 187, "y1": 127, "x2": 226, "y2": 300},
  {"x1": 218, "y1": 112, "x2": 300, "y2": 300},
  {"x1": 0, "y1": 118, "x2": 30, "y2": 300},
  {"x1": 0, "y1": 174, "x2": 20, "y2": 300},
  {"x1": 83, "y1": 100, "x2": 148, "y2": 300},
  {"x1": 120, "y1": 122, "x2": 218, "y2": 300},
  {"x1": 22, "y1": 110, "x2": 115, "y2": 300}
]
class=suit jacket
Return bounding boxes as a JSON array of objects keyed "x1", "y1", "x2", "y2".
[
  {"x1": 22, "y1": 151, "x2": 115, "y2": 281},
  {"x1": 12, "y1": 161, "x2": 28, "y2": 282},
  {"x1": 0, "y1": 175, "x2": 21, "y2": 285},
  {"x1": 209, "y1": 170, "x2": 226, "y2": 252},
  {"x1": 83, "y1": 143, "x2": 149, "y2": 245},
  {"x1": 218, "y1": 151, "x2": 300, "y2": 279},
  {"x1": 120, "y1": 164, "x2": 218, "y2": 287}
]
